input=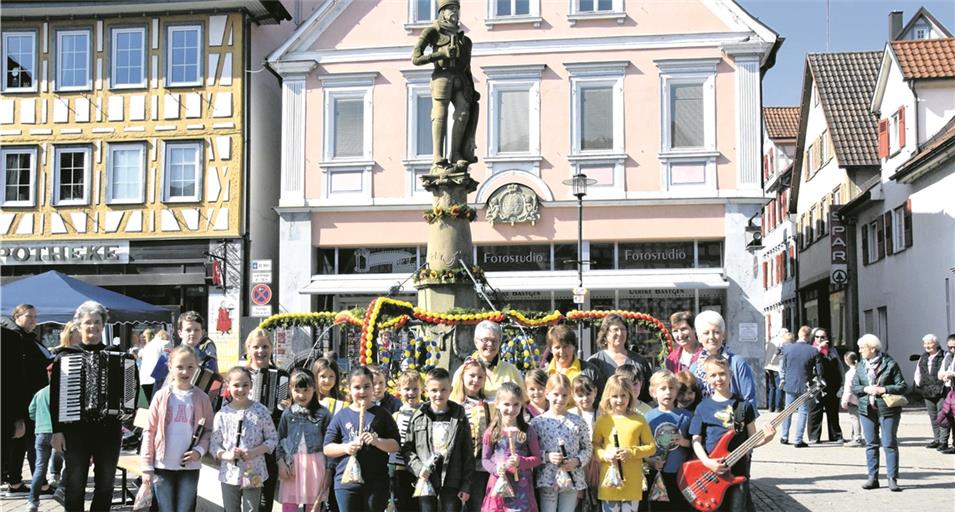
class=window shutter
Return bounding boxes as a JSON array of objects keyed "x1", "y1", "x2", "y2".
[
  {"x1": 862, "y1": 224, "x2": 870, "y2": 265},
  {"x1": 884, "y1": 211, "x2": 894, "y2": 255},
  {"x1": 898, "y1": 106, "x2": 906, "y2": 148},
  {"x1": 878, "y1": 119, "x2": 889, "y2": 158},
  {"x1": 876, "y1": 216, "x2": 886, "y2": 260},
  {"x1": 904, "y1": 198, "x2": 913, "y2": 247},
  {"x1": 762, "y1": 261, "x2": 768, "y2": 289}
]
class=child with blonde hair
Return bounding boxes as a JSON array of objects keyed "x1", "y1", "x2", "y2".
[
  {"x1": 450, "y1": 357, "x2": 492, "y2": 512},
  {"x1": 592, "y1": 375, "x2": 655, "y2": 512},
  {"x1": 644, "y1": 370, "x2": 692, "y2": 510},
  {"x1": 840, "y1": 352, "x2": 864, "y2": 447},
  {"x1": 391, "y1": 369, "x2": 423, "y2": 511},
  {"x1": 141, "y1": 345, "x2": 215, "y2": 512},
  {"x1": 530, "y1": 374, "x2": 591, "y2": 512}
]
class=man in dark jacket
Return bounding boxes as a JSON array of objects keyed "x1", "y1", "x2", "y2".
[
  {"x1": 1, "y1": 304, "x2": 50, "y2": 492},
  {"x1": 402, "y1": 368, "x2": 474, "y2": 511},
  {"x1": 778, "y1": 329, "x2": 819, "y2": 447}
]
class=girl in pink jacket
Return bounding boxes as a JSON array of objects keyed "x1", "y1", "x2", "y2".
[{"x1": 142, "y1": 345, "x2": 215, "y2": 512}]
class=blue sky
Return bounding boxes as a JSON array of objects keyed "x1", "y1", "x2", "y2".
[{"x1": 739, "y1": 0, "x2": 955, "y2": 106}]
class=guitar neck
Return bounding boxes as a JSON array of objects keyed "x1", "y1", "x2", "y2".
[{"x1": 723, "y1": 388, "x2": 816, "y2": 466}]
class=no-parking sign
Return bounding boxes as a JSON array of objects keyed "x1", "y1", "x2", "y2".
[{"x1": 250, "y1": 283, "x2": 272, "y2": 306}]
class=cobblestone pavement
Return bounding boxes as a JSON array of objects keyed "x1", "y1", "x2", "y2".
[{"x1": 4, "y1": 409, "x2": 953, "y2": 511}]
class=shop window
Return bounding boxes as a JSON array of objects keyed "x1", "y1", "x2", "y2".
[
  {"x1": 618, "y1": 242, "x2": 694, "y2": 270},
  {"x1": 553, "y1": 244, "x2": 579, "y2": 271},
  {"x1": 697, "y1": 241, "x2": 722, "y2": 268},
  {"x1": 590, "y1": 243, "x2": 615, "y2": 270},
  {"x1": 318, "y1": 248, "x2": 336, "y2": 274},
  {"x1": 0, "y1": 147, "x2": 37, "y2": 206},
  {"x1": 478, "y1": 244, "x2": 551, "y2": 272},
  {"x1": 2, "y1": 31, "x2": 36, "y2": 92},
  {"x1": 339, "y1": 247, "x2": 418, "y2": 274}
]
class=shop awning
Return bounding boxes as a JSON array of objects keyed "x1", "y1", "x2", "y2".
[{"x1": 298, "y1": 269, "x2": 728, "y2": 295}]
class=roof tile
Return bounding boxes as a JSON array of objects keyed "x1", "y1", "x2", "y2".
[
  {"x1": 763, "y1": 107, "x2": 800, "y2": 139},
  {"x1": 808, "y1": 51, "x2": 882, "y2": 166},
  {"x1": 891, "y1": 38, "x2": 955, "y2": 79}
]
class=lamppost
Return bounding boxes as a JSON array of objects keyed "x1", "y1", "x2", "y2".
[{"x1": 563, "y1": 172, "x2": 596, "y2": 352}]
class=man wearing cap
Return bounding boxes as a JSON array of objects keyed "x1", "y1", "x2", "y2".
[{"x1": 412, "y1": 0, "x2": 480, "y2": 167}]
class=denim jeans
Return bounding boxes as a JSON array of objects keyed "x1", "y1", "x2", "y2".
[
  {"x1": 780, "y1": 391, "x2": 810, "y2": 442},
  {"x1": 764, "y1": 370, "x2": 779, "y2": 411},
  {"x1": 859, "y1": 409, "x2": 900, "y2": 481},
  {"x1": 335, "y1": 486, "x2": 389, "y2": 512},
  {"x1": 220, "y1": 483, "x2": 263, "y2": 512},
  {"x1": 418, "y1": 490, "x2": 464, "y2": 512},
  {"x1": 63, "y1": 422, "x2": 122, "y2": 511},
  {"x1": 539, "y1": 487, "x2": 577, "y2": 512},
  {"x1": 28, "y1": 433, "x2": 54, "y2": 506},
  {"x1": 153, "y1": 469, "x2": 200, "y2": 512}
]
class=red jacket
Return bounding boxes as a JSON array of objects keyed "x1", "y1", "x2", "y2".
[{"x1": 665, "y1": 344, "x2": 703, "y2": 373}]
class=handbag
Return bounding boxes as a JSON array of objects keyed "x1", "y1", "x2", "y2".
[{"x1": 882, "y1": 394, "x2": 908, "y2": 408}]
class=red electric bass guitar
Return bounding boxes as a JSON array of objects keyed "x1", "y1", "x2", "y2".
[{"x1": 677, "y1": 378, "x2": 825, "y2": 511}]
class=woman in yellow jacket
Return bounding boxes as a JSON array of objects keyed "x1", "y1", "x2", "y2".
[{"x1": 592, "y1": 374, "x2": 656, "y2": 512}]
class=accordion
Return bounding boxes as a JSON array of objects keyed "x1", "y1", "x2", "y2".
[
  {"x1": 193, "y1": 367, "x2": 224, "y2": 404},
  {"x1": 251, "y1": 368, "x2": 289, "y2": 412},
  {"x1": 53, "y1": 350, "x2": 139, "y2": 424}
]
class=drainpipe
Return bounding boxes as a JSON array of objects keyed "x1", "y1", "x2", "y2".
[{"x1": 908, "y1": 81, "x2": 920, "y2": 149}]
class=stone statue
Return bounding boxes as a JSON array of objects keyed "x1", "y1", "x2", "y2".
[{"x1": 411, "y1": 0, "x2": 480, "y2": 168}]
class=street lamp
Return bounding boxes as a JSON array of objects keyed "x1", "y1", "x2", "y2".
[{"x1": 563, "y1": 172, "x2": 596, "y2": 352}]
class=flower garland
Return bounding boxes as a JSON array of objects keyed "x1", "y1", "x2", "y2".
[
  {"x1": 399, "y1": 336, "x2": 441, "y2": 372},
  {"x1": 506, "y1": 309, "x2": 563, "y2": 327},
  {"x1": 412, "y1": 308, "x2": 506, "y2": 325},
  {"x1": 413, "y1": 264, "x2": 486, "y2": 285},
  {"x1": 358, "y1": 297, "x2": 415, "y2": 365},
  {"x1": 423, "y1": 204, "x2": 477, "y2": 224},
  {"x1": 499, "y1": 334, "x2": 542, "y2": 372}
]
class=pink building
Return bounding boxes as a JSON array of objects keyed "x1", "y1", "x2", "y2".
[{"x1": 268, "y1": 0, "x2": 779, "y2": 359}]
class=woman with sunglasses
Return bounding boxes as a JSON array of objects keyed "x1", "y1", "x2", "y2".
[{"x1": 808, "y1": 328, "x2": 844, "y2": 443}]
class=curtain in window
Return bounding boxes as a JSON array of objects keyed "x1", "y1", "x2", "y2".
[
  {"x1": 581, "y1": 87, "x2": 612, "y2": 151},
  {"x1": 416, "y1": 95, "x2": 433, "y2": 156},
  {"x1": 334, "y1": 99, "x2": 364, "y2": 158},
  {"x1": 671, "y1": 83, "x2": 703, "y2": 148},
  {"x1": 498, "y1": 90, "x2": 529, "y2": 153}
]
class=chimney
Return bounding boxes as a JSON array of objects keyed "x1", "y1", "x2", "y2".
[{"x1": 889, "y1": 11, "x2": 903, "y2": 40}]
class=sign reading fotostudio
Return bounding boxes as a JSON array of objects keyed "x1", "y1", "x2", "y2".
[
  {"x1": 0, "y1": 240, "x2": 130, "y2": 266},
  {"x1": 478, "y1": 244, "x2": 550, "y2": 272},
  {"x1": 829, "y1": 211, "x2": 848, "y2": 285}
]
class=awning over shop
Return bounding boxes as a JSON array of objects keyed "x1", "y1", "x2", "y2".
[{"x1": 298, "y1": 269, "x2": 728, "y2": 296}]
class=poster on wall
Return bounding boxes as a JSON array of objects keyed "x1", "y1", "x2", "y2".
[{"x1": 207, "y1": 240, "x2": 243, "y2": 370}]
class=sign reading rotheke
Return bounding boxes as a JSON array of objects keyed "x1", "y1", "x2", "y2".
[{"x1": 0, "y1": 241, "x2": 130, "y2": 265}]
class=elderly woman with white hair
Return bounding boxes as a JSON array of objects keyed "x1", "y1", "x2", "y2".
[
  {"x1": 687, "y1": 310, "x2": 758, "y2": 413},
  {"x1": 452, "y1": 320, "x2": 522, "y2": 401},
  {"x1": 915, "y1": 333, "x2": 950, "y2": 451},
  {"x1": 851, "y1": 333, "x2": 907, "y2": 492},
  {"x1": 50, "y1": 300, "x2": 126, "y2": 511}
]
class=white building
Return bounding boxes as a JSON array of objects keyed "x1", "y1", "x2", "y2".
[
  {"x1": 840, "y1": 36, "x2": 955, "y2": 376},
  {"x1": 759, "y1": 107, "x2": 799, "y2": 336}
]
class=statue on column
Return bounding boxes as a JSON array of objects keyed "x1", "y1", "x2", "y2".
[{"x1": 411, "y1": 0, "x2": 480, "y2": 169}]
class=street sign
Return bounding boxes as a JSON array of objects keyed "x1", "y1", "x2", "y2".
[
  {"x1": 251, "y1": 271, "x2": 272, "y2": 284},
  {"x1": 250, "y1": 284, "x2": 272, "y2": 305},
  {"x1": 250, "y1": 305, "x2": 272, "y2": 318},
  {"x1": 251, "y1": 259, "x2": 272, "y2": 272},
  {"x1": 572, "y1": 287, "x2": 588, "y2": 304}
]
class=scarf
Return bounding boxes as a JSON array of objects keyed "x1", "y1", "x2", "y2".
[
  {"x1": 815, "y1": 342, "x2": 829, "y2": 357},
  {"x1": 435, "y1": 19, "x2": 460, "y2": 36},
  {"x1": 864, "y1": 353, "x2": 884, "y2": 407}
]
